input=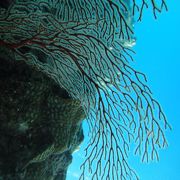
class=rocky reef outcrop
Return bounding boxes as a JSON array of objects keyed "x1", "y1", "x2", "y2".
[{"x1": 0, "y1": 50, "x2": 85, "y2": 179}]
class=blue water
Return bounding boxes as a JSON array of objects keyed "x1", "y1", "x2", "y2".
[{"x1": 67, "y1": 1, "x2": 180, "y2": 179}]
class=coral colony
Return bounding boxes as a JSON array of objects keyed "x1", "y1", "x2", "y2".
[{"x1": 0, "y1": 0, "x2": 170, "y2": 179}]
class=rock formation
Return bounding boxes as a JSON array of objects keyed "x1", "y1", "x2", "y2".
[{"x1": 0, "y1": 49, "x2": 85, "y2": 179}]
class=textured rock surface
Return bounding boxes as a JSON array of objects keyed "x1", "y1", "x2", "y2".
[{"x1": 0, "y1": 54, "x2": 85, "y2": 179}]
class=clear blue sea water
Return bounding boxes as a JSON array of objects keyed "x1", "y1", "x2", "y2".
[{"x1": 67, "y1": 1, "x2": 180, "y2": 179}]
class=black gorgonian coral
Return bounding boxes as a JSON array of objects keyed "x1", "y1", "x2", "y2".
[{"x1": 0, "y1": 0, "x2": 170, "y2": 179}]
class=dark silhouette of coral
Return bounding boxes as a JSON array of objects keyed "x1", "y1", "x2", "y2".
[{"x1": 0, "y1": 0, "x2": 170, "y2": 179}]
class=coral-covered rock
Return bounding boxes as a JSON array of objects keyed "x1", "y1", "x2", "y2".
[{"x1": 0, "y1": 55, "x2": 85, "y2": 179}]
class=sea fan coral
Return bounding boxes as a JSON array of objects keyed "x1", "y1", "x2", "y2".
[{"x1": 0, "y1": 0, "x2": 170, "y2": 179}]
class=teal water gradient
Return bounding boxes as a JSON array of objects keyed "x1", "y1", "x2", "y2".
[{"x1": 67, "y1": 1, "x2": 180, "y2": 179}]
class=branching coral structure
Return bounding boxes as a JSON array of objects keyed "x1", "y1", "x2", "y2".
[{"x1": 0, "y1": 0, "x2": 171, "y2": 179}]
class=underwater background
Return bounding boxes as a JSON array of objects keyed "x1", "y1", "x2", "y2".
[
  {"x1": 0, "y1": 0, "x2": 179, "y2": 179},
  {"x1": 67, "y1": 1, "x2": 180, "y2": 180}
]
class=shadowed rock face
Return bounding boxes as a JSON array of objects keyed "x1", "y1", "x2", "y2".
[
  {"x1": 0, "y1": 54, "x2": 85, "y2": 179},
  {"x1": 0, "y1": 2, "x2": 85, "y2": 179},
  {"x1": 0, "y1": 0, "x2": 13, "y2": 9}
]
